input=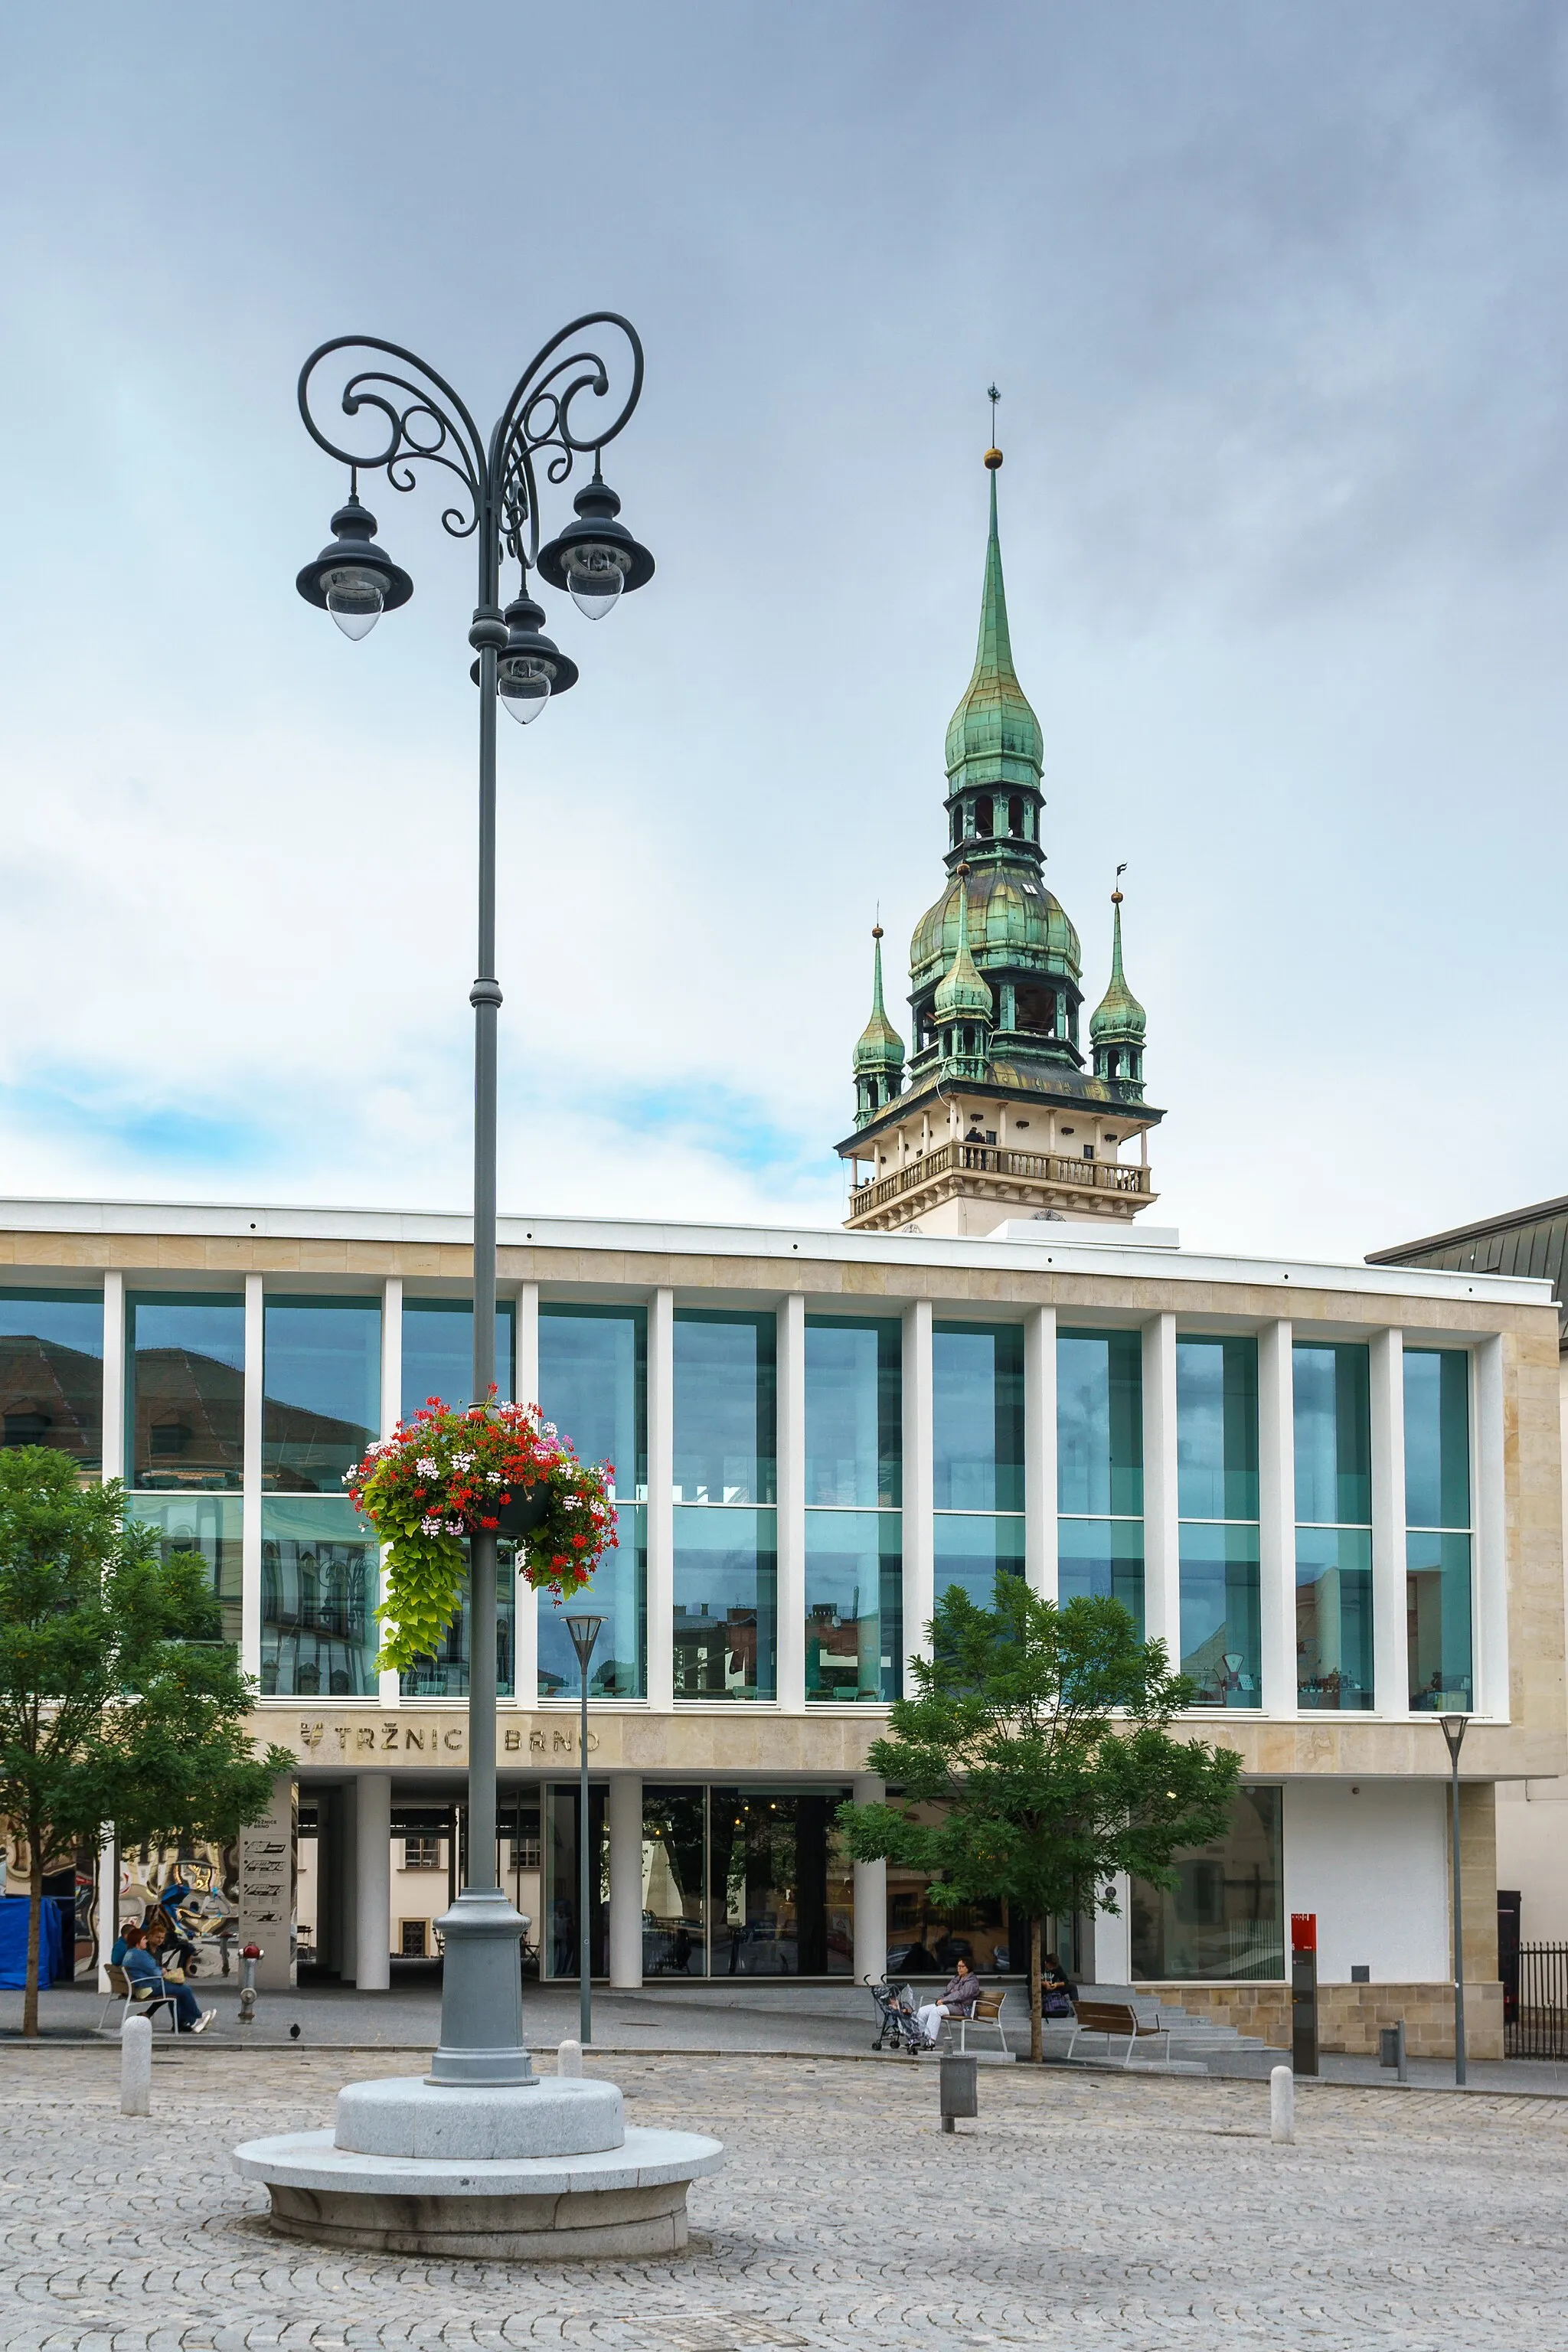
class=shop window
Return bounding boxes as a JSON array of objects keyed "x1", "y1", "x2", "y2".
[{"x1": 1130, "y1": 1785, "x2": 1284, "y2": 1981}]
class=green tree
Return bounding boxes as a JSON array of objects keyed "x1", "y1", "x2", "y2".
[
  {"x1": 0, "y1": 1449, "x2": 292, "y2": 2037},
  {"x1": 840, "y1": 1579, "x2": 1242, "y2": 2062}
]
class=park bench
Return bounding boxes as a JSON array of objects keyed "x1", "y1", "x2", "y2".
[
  {"x1": 945, "y1": 1987, "x2": 1011, "y2": 2056},
  {"x1": 96, "y1": 1963, "x2": 180, "y2": 2036},
  {"x1": 1063, "y1": 1998, "x2": 1172, "y2": 2069}
]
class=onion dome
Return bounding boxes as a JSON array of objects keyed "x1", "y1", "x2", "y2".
[
  {"x1": 943, "y1": 455, "x2": 1044, "y2": 794},
  {"x1": 910, "y1": 864, "x2": 1080, "y2": 991},
  {"x1": 854, "y1": 927, "x2": 906, "y2": 1078},
  {"x1": 1089, "y1": 890, "x2": 1145, "y2": 1045},
  {"x1": 933, "y1": 864, "x2": 994, "y2": 1023}
]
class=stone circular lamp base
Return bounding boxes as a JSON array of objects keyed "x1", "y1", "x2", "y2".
[{"x1": 234, "y1": 2075, "x2": 724, "y2": 2262}]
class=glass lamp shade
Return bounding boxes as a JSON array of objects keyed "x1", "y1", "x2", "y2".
[
  {"x1": 564, "y1": 542, "x2": 629, "y2": 621},
  {"x1": 320, "y1": 563, "x2": 387, "y2": 641},
  {"x1": 497, "y1": 652, "x2": 553, "y2": 724},
  {"x1": 564, "y1": 1612, "x2": 606, "y2": 1674}
]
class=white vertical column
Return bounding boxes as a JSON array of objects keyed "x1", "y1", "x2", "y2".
[
  {"x1": 242, "y1": 1274, "x2": 264, "y2": 1681},
  {"x1": 851, "y1": 1771, "x2": 887, "y2": 1984},
  {"x1": 1475, "y1": 1335, "x2": 1508, "y2": 1718},
  {"x1": 776, "y1": 1293, "x2": 806, "y2": 1710},
  {"x1": 1370, "y1": 1327, "x2": 1408, "y2": 1718},
  {"x1": 1095, "y1": 1873, "x2": 1132, "y2": 1986},
  {"x1": 1024, "y1": 1305, "x2": 1057, "y2": 1602},
  {"x1": 646, "y1": 1289, "x2": 675, "y2": 1710},
  {"x1": 903, "y1": 1300, "x2": 934, "y2": 1667},
  {"x1": 101, "y1": 1272, "x2": 126, "y2": 1482},
  {"x1": 354, "y1": 1771, "x2": 391, "y2": 1991},
  {"x1": 1142, "y1": 1314, "x2": 1180, "y2": 1661},
  {"x1": 95, "y1": 1828, "x2": 117, "y2": 1992},
  {"x1": 514, "y1": 1282, "x2": 540, "y2": 1708},
  {"x1": 1257, "y1": 1319, "x2": 1295, "y2": 1717},
  {"x1": 607, "y1": 1772, "x2": 643, "y2": 1987},
  {"x1": 377, "y1": 1277, "x2": 403, "y2": 1706}
]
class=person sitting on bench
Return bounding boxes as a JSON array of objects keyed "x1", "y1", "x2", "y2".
[
  {"x1": 916, "y1": 1956, "x2": 981, "y2": 2047},
  {"x1": 121, "y1": 1924, "x2": 213, "y2": 2034}
]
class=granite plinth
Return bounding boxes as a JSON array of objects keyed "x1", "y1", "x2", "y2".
[
  {"x1": 233, "y1": 2125, "x2": 725, "y2": 2260},
  {"x1": 335, "y1": 2074, "x2": 622, "y2": 2159}
]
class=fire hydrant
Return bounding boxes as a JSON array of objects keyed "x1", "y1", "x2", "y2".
[{"x1": 239, "y1": 1942, "x2": 263, "y2": 2025}]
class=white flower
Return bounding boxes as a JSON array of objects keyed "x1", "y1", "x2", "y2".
[
  {"x1": 416, "y1": 1456, "x2": 439, "y2": 1476},
  {"x1": 452, "y1": 1451, "x2": 475, "y2": 1470},
  {"x1": 420, "y1": 1514, "x2": 443, "y2": 1535},
  {"x1": 446, "y1": 1518, "x2": 465, "y2": 1537}
]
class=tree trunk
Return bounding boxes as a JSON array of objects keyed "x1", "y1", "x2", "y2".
[
  {"x1": 23, "y1": 1850, "x2": 42, "y2": 2040},
  {"x1": 1029, "y1": 1911, "x2": 1043, "y2": 2063}
]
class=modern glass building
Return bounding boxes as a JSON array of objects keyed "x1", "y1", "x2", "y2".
[{"x1": 1, "y1": 1199, "x2": 1557, "y2": 2060}]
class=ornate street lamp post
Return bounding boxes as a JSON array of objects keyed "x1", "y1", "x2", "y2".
[
  {"x1": 1440, "y1": 1711, "x2": 1469, "y2": 2086},
  {"x1": 296, "y1": 323, "x2": 652, "y2": 2088}
]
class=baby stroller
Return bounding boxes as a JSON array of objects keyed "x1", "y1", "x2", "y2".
[{"x1": 867, "y1": 1975, "x2": 931, "y2": 2055}]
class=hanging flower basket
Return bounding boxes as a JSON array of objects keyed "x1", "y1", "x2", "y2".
[{"x1": 345, "y1": 1391, "x2": 618, "y2": 1676}]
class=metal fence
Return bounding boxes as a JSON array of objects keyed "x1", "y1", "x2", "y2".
[{"x1": 1505, "y1": 1942, "x2": 1568, "y2": 2060}]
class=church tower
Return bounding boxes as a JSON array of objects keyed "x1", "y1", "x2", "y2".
[{"x1": 837, "y1": 444, "x2": 1165, "y2": 1234}]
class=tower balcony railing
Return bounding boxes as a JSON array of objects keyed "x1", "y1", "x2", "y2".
[{"x1": 848, "y1": 1139, "x2": 1153, "y2": 1217}]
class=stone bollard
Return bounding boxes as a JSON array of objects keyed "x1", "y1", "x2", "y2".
[
  {"x1": 121, "y1": 2014, "x2": 152, "y2": 2116},
  {"x1": 557, "y1": 2037, "x2": 583, "y2": 2078},
  {"x1": 1269, "y1": 2063, "x2": 1295, "y2": 2145}
]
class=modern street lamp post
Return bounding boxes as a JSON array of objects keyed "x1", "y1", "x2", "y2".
[
  {"x1": 1439, "y1": 1711, "x2": 1470, "y2": 2086},
  {"x1": 296, "y1": 324, "x2": 652, "y2": 2089},
  {"x1": 564, "y1": 1612, "x2": 606, "y2": 2050}
]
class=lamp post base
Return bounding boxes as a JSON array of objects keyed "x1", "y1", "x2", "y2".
[{"x1": 428, "y1": 1886, "x2": 535, "y2": 2087}]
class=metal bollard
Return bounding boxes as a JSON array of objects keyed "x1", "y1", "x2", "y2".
[
  {"x1": 121, "y1": 2014, "x2": 152, "y2": 2115},
  {"x1": 1269, "y1": 2063, "x2": 1295, "y2": 2145},
  {"x1": 1379, "y1": 2020, "x2": 1408, "y2": 2083},
  {"x1": 238, "y1": 1943, "x2": 263, "y2": 2026},
  {"x1": 557, "y1": 2037, "x2": 583, "y2": 2078},
  {"x1": 939, "y1": 2050, "x2": 978, "y2": 2135}
]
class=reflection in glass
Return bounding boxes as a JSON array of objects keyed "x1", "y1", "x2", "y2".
[
  {"x1": 1408, "y1": 1530, "x2": 1474, "y2": 1710},
  {"x1": 128, "y1": 1294, "x2": 244, "y2": 1490},
  {"x1": 1057, "y1": 1328, "x2": 1143, "y2": 1517},
  {"x1": 1176, "y1": 1338, "x2": 1258, "y2": 1520},
  {"x1": 933, "y1": 1511, "x2": 1025, "y2": 1609},
  {"x1": 1130, "y1": 1785, "x2": 1284, "y2": 1981},
  {"x1": 709, "y1": 1789, "x2": 852, "y2": 1975},
  {"x1": 1057, "y1": 1517, "x2": 1145, "y2": 1635},
  {"x1": 886, "y1": 1832, "x2": 1013, "y2": 1977},
  {"x1": 401, "y1": 1299, "x2": 514, "y2": 1420},
  {"x1": 805, "y1": 1318, "x2": 901, "y2": 1504},
  {"x1": 543, "y1": 1783, "x2": 606, "y2": 1978},
  {"x1": 642, "y1": 1787, "x2": 707, "y2": 1976},
  {"x1": 1179, "y1": 1523, "x2": 1262, "y2": 1707},
  {"x1": 537, "y1": 1505, "x2": 646, "y2": 1697},
  {"x1": 673, "y1": 1505, "x2": 776, "y2": 1699},
  {"x1": 398, "y1": 1553, "x2": 515, "y2": 1698},
  {"x1": 540, "y1": 1304, "x2": 647, "y2": 1497},
  {"x1": 260, "y1": 1497, "x2": 378, "y2": 1696},
  {"x1": 1404, "y1": 1349, "x2": 1472, "y2": 1711},
  {"x1": 674, "y1": 1311, "x2": 775, "y2": 1502},
  {"x1": 805, "y1": 1509, "x2": 902, "y2": 1701},
  {"x1": 263, "y1": 1298, "x2": 380, "y2": 1493},
  {"x1": 127, "y1": 1494, "x2": 243, "y2": 1648},
  {"x1": 933, "y1": 1323, "x2": 1024, "y2": 1510},
  {"x1": 0, "y1": 1290, "x2": 103, "y2": 1469},
  {"x1": 1292, "y1": 1343, "x2": 1371, "y2": 1525},
  {"x1": 1295, "y1": 1526, "x2": 1374, "y2": 1710}
]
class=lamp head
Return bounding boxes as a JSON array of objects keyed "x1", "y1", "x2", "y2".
[
  {"x1": 1439, "y1": 1710, "x2": 1470, "y2": 1763},
  {"x1": 564, "y1": 1612, "x2": 606, "y2": 1673},
  {"x1": 536, "y1": 473, "x2": 655, "y2": 620},
  {"x1": 296, "y1": 492, "x2": 413, "y2": 639}
]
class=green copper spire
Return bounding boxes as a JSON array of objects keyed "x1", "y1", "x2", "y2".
[
  {"x1": 942, "y1": 452, "x2": 1045, "y2": 795},
  {"x1": 933, "y1": 867, "x2": 994, "y2": 1022},
  {"x1": 854, "y1": 927, "x2": 905, "y2": 1075},
  {"x1": 1090, "y1": 886, "x2": 1147, "y2": 1096}
]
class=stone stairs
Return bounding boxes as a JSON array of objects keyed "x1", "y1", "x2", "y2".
[{"x1": 1041, "y1": 1984, "x2": 1285, "y2": 2075}]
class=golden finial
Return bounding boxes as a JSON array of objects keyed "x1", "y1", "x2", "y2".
[
  {"x1": 871, "y1": 923, "x2": 883, "y2": 939},
  {"x1": 956, "y1": 859, "x2": 972, "y2": 878},
  {"x1": 985, "y1": 382, "x2": 1002, "y2": 469}
]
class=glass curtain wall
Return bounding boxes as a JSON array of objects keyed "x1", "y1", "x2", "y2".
[
  {"x1": 1130, "y1": 1784, "x2": 1284, "y2": 1981},
  {"x1": 1405, "y1": 1349, "x2": 1474, "y2": 1710},
  {"x1": 1293, "y1": 1343, "x2": 1374, "y2": 1710},
  {"x1": 1176, "y1": 1337, "x2": 1260, "y2": 1706},
  {"x1": 397, "y1": 1298, "x2": 517, "y2": 1698},
  {"x1": 126, "y1": 1294, "x2": 244, "y2": 1645},
  {"x1": 541, "y1": 1784, "x2": 608, "y2": 1979},
  {"x1": 262, "y1": 1298, "x2": 381, "y2": 1696},
  {"x1": 933, "y1": 1322, "x2": 1024, "y2": 1607},
  {"x1": 673, "y1": 1312, "x2": 776, "y2": 1700},
  {"x1": 804, "y1": 1317, "x2": 902, "y2": 1701},
  {"x1": 0, "y1": 1290, "x2": 103, "y2": 1469},
  {"x1": 639, "y1": 1786, "x2": 853, "y2": 1976},
  {"x1": 537, "y1": 1305, "x2": 648, "y2": 1699},
  {"x1": 1057, "y1": 1328, "x2": 1144, "y2": 1632}
]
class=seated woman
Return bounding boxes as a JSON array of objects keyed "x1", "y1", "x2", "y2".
[
  {"x1": 916, "y1": 1955, "x2": 982, "y2": 2047},
  {"x1": 119, "y1": 1925, "x2": 213, "y2": 2034},
  {"x1": 1041, "y1": 1951, "x2": 1076, "y2": 2017}
]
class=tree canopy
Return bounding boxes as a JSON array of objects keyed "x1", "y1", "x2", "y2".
[{"x1": 839, "y1": 1578, "x2": 1242, "y2": 2060}]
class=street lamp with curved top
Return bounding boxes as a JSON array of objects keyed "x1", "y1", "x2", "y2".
[{"x1": 295, "y1": 319, "x2": 652, "y2": 2090}]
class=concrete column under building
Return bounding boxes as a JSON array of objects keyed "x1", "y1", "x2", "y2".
[
  {"x1": 354, "y1": 1772, "x2": 392, "y2": 1991},
  {"x1": 607, "y1": 1774, "x2": 643, "y2": 1988},
  {"x1": 851, "y1": 1772, "x2": 887, "y2": 1984}
]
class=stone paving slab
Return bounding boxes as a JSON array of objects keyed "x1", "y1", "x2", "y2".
[{"x1": 2, "y1": 2046, "x2": 1568, "y2": 2349}]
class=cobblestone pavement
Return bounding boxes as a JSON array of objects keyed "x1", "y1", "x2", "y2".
[{"x1": 2, "y1": 2047, "x2": 1566, "y2": 2352}]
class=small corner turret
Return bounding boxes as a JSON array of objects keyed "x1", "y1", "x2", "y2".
[{"x1": 836, "y1": 422, "x2": 1166, "y2": 1236}]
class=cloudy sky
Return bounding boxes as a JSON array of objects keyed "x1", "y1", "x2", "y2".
[{"x1": 2, "y1": 4, "x2": 1565, "y2": 1262}]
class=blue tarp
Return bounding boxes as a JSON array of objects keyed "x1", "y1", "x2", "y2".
[{"x1": 0, "y1": 1896, "x2": 67, "y2": 1989}]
